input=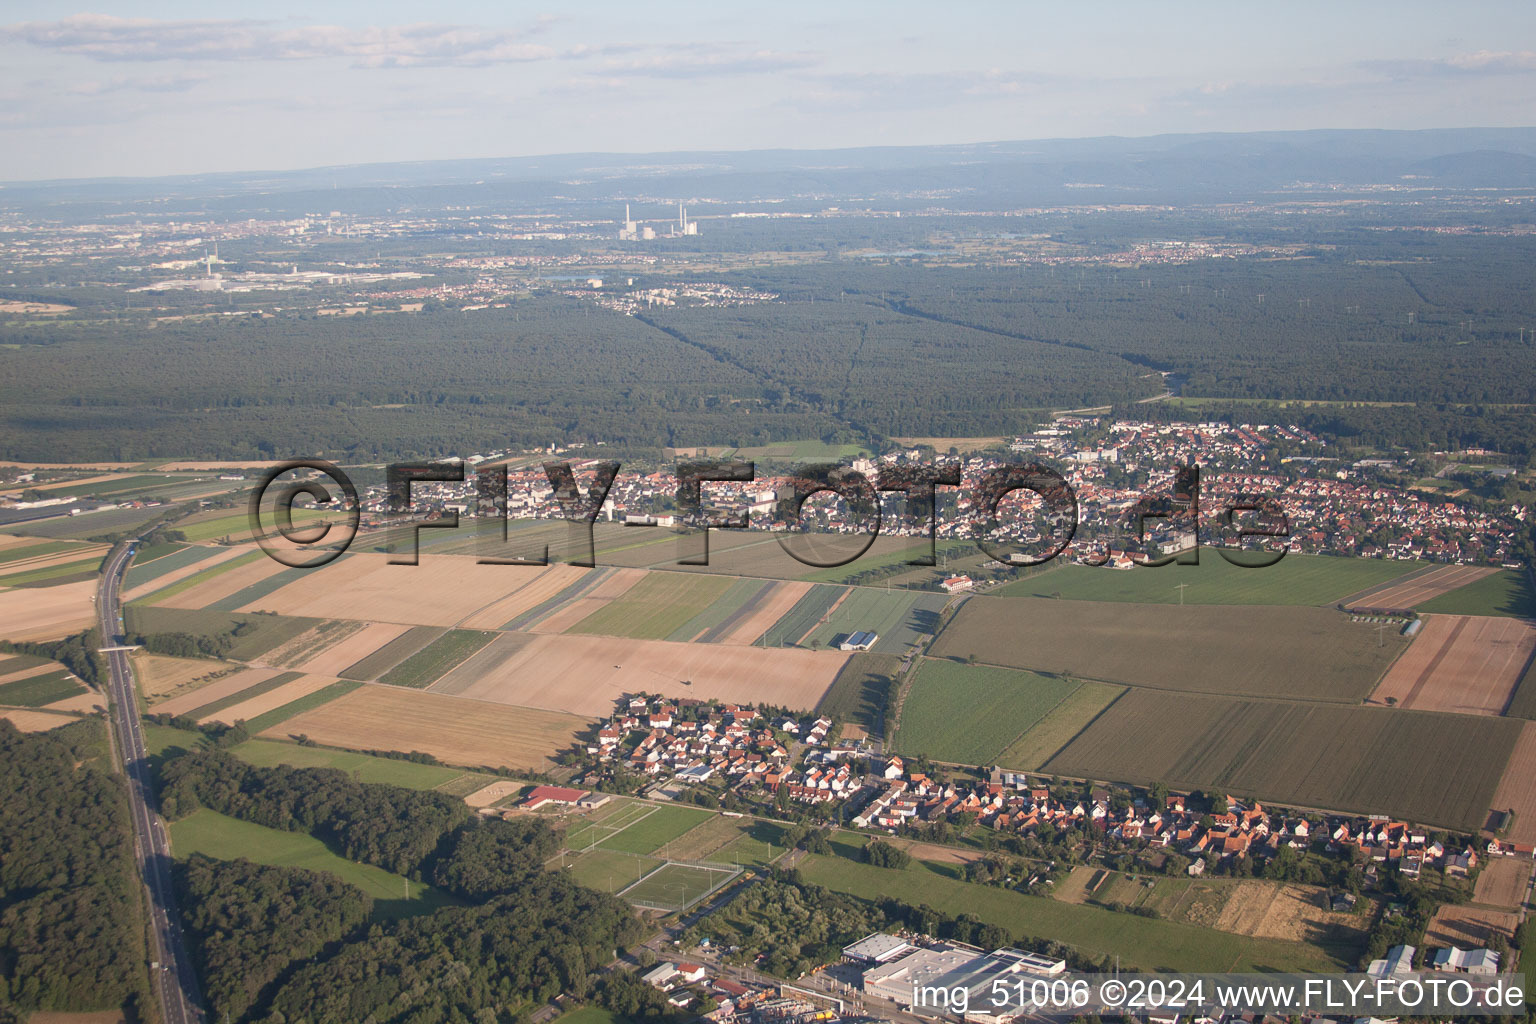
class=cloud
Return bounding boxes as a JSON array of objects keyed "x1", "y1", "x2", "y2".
[
  {"x1": 1360, "y1": 50, "x2": 1536, "y2": 81},
  {"x1": 0, "y1": 13, "x2": 559, "y2": 68},
  {"x1": 596, "y1": 47, "x2": 819, "y2": 79}
]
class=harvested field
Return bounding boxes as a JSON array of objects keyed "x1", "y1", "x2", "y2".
[
  {"x1": 567, "y1": 571, "x2": 735, "y2": 640},
  {"x1": 43, "y1": 690, "x2": 107, "y2": 714},
  {"x1": 716, "y1": 579, "x2": 813, "y2": 644},
  {"x1": 1424, "y1": 904, "x2": 1520, "y2": 948},
  {"x1": 527, "y1": 568, "x2": 646, "y2": 633},
  {"x1": 430, "y1": 632, "x2": 846, "y2": 716},
  {"x1": 1473, "y1": 857, "x2": 1532, "y2": 910},
  {"x1": 259, "y1": 683, "x2": 590, "y2": 770},
  {"x1": 664, "y1": 577, "x2": 770, "y2": 642},
  {"x1": 429, "y1": 631, "x2": 539, "y2": 693},
  {"x1": 1215, "y1": 882, "x2": 1369, "y2": 945},
  {"x1": 758, "y1": 584, "x2": 846, "y2": 647},
  {"x1": 294, "y1": 621, "x2": 411, "y2": 676},
  {"x1": 0, "y1": 579, "x2": 95, "y2": 640},
  {"x1": 201, "y1": 673, "x2": 343, "y2": 726},
  {"x1": 151, "y1": 667, "x2": 285, "y2": 717},
  {"x1": 0, "y1": 543, "x2": 106, "y2": 573},
  {"x1": 1046, "y1": 688, "x2": 1521, "y2": 830},
  {"x1": 1369, "y1": 614, "x2": 1536, "y2": 714},
  {"x1": 0, "y1": 658, "x2": 56, "y2": 684},
  {"x1": 255, "y1": 618, "x2": 369, "y2": 669},
  {"x1": 1490, "y1": 722, "x2": 1536, "y2": 845},
  {"x1": 1342, "y1": 563, "x2": 1497, "y2": 610},
  {"x1": 463, "y1": 780, "x2": 522, "y2": 808},
  {"x1": 0, "y1": 708, "x2": 82, "y2": 731},
  {"x1": 248, "y1": 552, "x2": 589, "y2": 628},
  {"x1": 933, "y1": 599, "x2": 1406, "y2": 701},
  {"x1": 129, "y1": 653, "x2": 235, "y2": 700}
]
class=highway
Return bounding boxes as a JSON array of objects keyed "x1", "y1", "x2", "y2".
[{"x1": 96, "y1": 541, "x2": 207, "y2": 1024}]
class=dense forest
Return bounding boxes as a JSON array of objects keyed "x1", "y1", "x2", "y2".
[
  {"x1": 0, "y1": 720, "x2": 147, "y2": 1016},
  {"x1": 5, "y1": 231, "x2": 1536, "y2": 462},
  {"x1": 160, "y1": 750, "x2": 645, "y2": 1023}
]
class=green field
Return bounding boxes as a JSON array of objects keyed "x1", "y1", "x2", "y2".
[
  {"x1": 169, "y1": 808, "x2": 458, "y2": 918},
  {"x1": 0, "y1": 669, "x2": 86, "y2": 707},
  {"x1": 663, "y1": 577, "x2": 769, "y2": 642},
  {"x1": 564, "y1": 799, "x2": 654, "y2": 850},
  {"x1": 797, "y1": 842, "x2": 1349, "y2": 972},
  {"x1": 0, "y1": 653, "x2": 50, "y2": 676},
  {"x1": 131, "y1": 540, "x2": 186, "y2": 564},
  {"x1": 817, "y1": 652, "x2": 902, "y2": 736},
  {"x1": 242, "y1": 679, "x2": 365, "y2": 735},
  {"x1": 569, "y1": 571, "x2": 736, "y2": 639},
  {"x1": 131, "y1": 549, "x2": 265, "y2": 605},
  {"x1": 184, "y1": 671, "x2": 302, "y2": 720},
  {"x1": 377, "y1": 629, "x2": 497, "y2": 688},
  {"x1": 338, "y1": 625, "x2": 445, "y2": 680},
  {"x1": 0, "y1": 539, "x2": 95, "y2": 566},
  {"x1": 1505, "y1": 657, "x2": 1536, "y2": 720},
  {"x1": 998, "y1": 682, "x2": 1125, "y2": 770},
  {"x1": 175, "y1": 506, "x2": 332, "y2": 543},
  {"x1": 797, "y1": 539, "x2": 957, "y2": 585},
  {"x1": 1045, "y1": 688, "x2": 1521, "y2": 830},
  {"x1": 124, "y1": 543, "x2": 225, "y2": 590},
  {"x1": 932, "y1": 598, "x2": 1407, "y2": 701},
  {"x1": 565, "y1": 847, "x2": 662, "y2": 893},
  {"x1": 1418, "y1": 570, "x2": 1536, "y2": 619},
  {"x1": 996, "y1": 553, "x2": 1423, "y2": 606},
  {"x1": 757, "y1": 584, "x2": 846, "y2": 646},
  {"x1": 797, "y1": 587, "x2": 951, "y2": 654},
  {"x1": 4, "y1": 504, "x2": 170, "y2": 540},
  {"x1": 230, "y1": 738, "x2": 466, "y2": 789},
  {"x1": 596, "y1": 804, "x2": 715, "y2": 855},
  {"x1": 122, "y1": 606, "x2": 321, "y2": 662},
  {"x1": 42, "y1": 473, "x2": 180, "y2": 499},
  {"x1": 622, "y1": 860, "x2": 740, "y2": 910},
  {"x1": 0, "y1": 555, "x2": 103, "y2": 587},
  {"x1": 892, "y1": 659, "x2": 1081, "y2": 765},
  {"x1": 712, "y1": 819, "x2": 792, "y2": 868}
]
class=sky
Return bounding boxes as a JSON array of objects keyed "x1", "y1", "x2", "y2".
[{"x1": 3, "y1": 1, "x2": 1536, "y2": 181}]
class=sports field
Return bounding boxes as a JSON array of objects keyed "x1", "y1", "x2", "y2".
[
  {"x1": 620, "y1": 860, "x2": 740, "y2": 911},
  {"x1": 1045, "y1": 688, "x2": 1521, "y2": 830},
  {"x1": 567, "y1": 571, "x2": 736, "y2": 640},
  {"x1": 1369, "y1": 614, "x2": 1535, "y2": 715},
  {"x1": 428, "y1": 632, "x2": 845, "y2": 716},
  {"x1": 260, "y1": 683, "x2": 591, "y2": 770},
  {"x1": 892, "y1": 659, "x2": 1083, "y2": 765},
  {"x1": 1417, "y1": 569, "x2": 1536, "y2": 619},
  {"x1": 595, "y1": 804, "x2": 715, "y2": 855},
  {"x1": 169, "y1": 808, "x2": 457, "y2": 916},
  {"x1": 931, "y1": 598, "x2": 1407, "y2": 701},
  {"x1": 998, "y1": 554, "x2": 1423, "y2": 606}
]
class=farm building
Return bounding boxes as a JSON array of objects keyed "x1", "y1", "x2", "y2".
[
  {"x1": 1430, "y1": 947, "x2": 1500, "y2": 975},
  {"x1": 839, "y1": 630, "x2": 879, "y2": 652},
  {"x1": 521, "y1": 785, "x2": 607, "y2": 810}
]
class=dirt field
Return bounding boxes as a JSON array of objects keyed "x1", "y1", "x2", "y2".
[
  {"x1": 130, "y1": 653, "x2": 233, "y2": 700},
  {"x1": 464, "y1": 779, "x2": 522, "y2": 808},
  {"x1": 1473, "y1": 857, "x2": 1532, "y2": 910},
  {"x1": 293, "y1": 621, "x2": 412, "y2": 675},
  {"x1": 259, "y1": 683, "x2": 590, "y2": 770},
  {"x1": 1370, "y1": 614, "x2": 1536, "y2": 714},
  {"x1": 531, "y1": 568, "x2": 646, "y2": 633},
  {"x1": 122, "y1": 544, "x2": 250, "y2": 602},
  {"x1": 717, "y1": 580, "x2": 814, "y2": 644},
  {"x1": 44, "y1": 691, "x2": 106, "y2": 714},
  {"x1": 241, "y1": 553, "x2": 588, "y2": 628},
  {"x1": 1216, "y1": 882, "x2": 1369, "y2": 944},
  {"x1": 1424, "y1": 903, "x2": 1521, "y2": 947},
  {"x1": 0, "y1": 708, "x2": 82, "y2": 731},
  {"x1": 1345, "y1": 564, "x2": 1498, "y2": 610},
  {"x1": 151, "y1": 666, "x2": 284, "y2": 717},
  {"x1": 201, "y1": 673, "x2": 342, "y2": 725},
  {"x1": 0, "y1": 579, "x2": 96, "y2": 640},
  {"x1": 892, "y1": 839, "x2": 986, "y2": 865},
  {"x1": 1491, "y1": 722, "x2": 1536, "y2": 845},
  {"x1": 159, "y1": 554, "x2": 287, "y2": 610},
  {"x1": 429, "y1": 632, "x2": 847, "y2": 716}
]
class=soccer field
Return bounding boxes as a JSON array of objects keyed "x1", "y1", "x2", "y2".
[{"x1": 620, "y1": 860, "x2": 741, "y2": 911}]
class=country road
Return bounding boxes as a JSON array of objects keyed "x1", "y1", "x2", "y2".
[{"x1": 97, "y1": 540, "x2": 207, "y2": 1024}]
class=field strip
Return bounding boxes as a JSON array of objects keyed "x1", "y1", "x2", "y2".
[
  {"x1": 530, "y1": 568, "x2": 647, "y2": 634},
  {"x1": 500, "y1": 566, "x2": 614, "y2": 631},
  {"x1": 152, "y1": 666, "x2": 284, "y2": 717},
  {"x1": 122, "y1": 544, "x2": 249, "y2": 602},
  {"x1": 295, "y1": 621, "x2": 411, "y2": 676},
  {"x1": 795, "y1": 587, "x2": 851, "y2": 646},
  {"x1": 698, "y1": 580, "x2": 777, "y2": 643},
  {"x1": 1402, "y1": 615, "x2": 1470, "y2": 706},
  {"x1": 201, "y1": 673, "x2": 344, "y2": 726}
]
